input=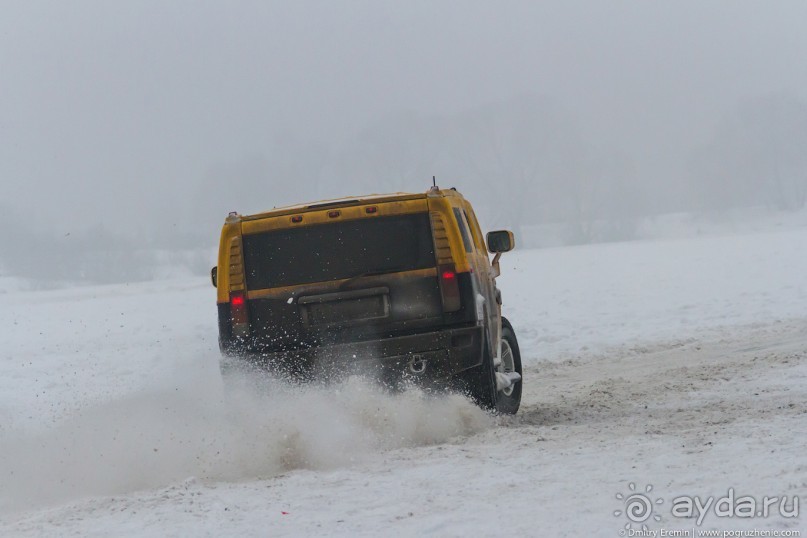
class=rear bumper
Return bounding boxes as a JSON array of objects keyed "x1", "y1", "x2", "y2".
[{"x1": 230, "y1": 325, "x2": 484, "y2": 382}]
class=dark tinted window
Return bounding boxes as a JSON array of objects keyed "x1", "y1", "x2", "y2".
[
  {"x1": 453, "y1": 208, "x2": 474, "y2": 253},
  {"x1": 242, "y1": 213, "x2": 435, "y2": 289}
]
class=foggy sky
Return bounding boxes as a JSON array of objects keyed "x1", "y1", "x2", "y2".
[{"x1": 2, "y1": 0, "x2": 806, "y2": 237}]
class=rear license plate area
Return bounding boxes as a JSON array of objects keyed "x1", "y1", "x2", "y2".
[{"x1": 299, "y1": 287, "x2": 390, "y2": 327}]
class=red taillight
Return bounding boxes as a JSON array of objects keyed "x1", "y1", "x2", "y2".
[
  {"x1": 230, "y1": 291, "x2": 249, "y2": 327},
  {"x1": 438, "y1": 265, "x2": 461, "y2": 312},
  {"x1": 291, "y1": 215, "x2": 303, "y2": 223},
  {"x1": 328, "y1": 210, "x2": 340, "y2": 218},
  {"x1": 365, "y1": 206, "x2": 378, "y2": 214}
]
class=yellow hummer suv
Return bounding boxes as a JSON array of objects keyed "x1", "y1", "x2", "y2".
[{"x1": 211, "y1": 186, "x2": 522, "y2": 413}]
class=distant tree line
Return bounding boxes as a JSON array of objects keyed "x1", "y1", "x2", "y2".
[
  {"x1": 0, "y1": 208, "x2": 210, "y2": 285},
  {"x1": 189, "y1": 93, "x2": 807, "y2": 251},
  {"x1": 187, "y1": 95, "x2": 651, "y2": 248},
  {"x1": 2, "y1": 93, "x2": 806, "y2": 284},
  {"x1": 688, "y1": 94, "x2": 807, "y2": 212}
]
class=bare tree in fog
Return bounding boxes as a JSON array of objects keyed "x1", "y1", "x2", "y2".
[
  {"x1": 445, "y1": 96, "x2": 642, "y2": 244},
  {"x1": 0, "y1": 205, "x2": 155, "y2": 284},
  {"x1": 189, "y1": 133, "x2": 329, "y2": 244},
  {"x1": 326, "y1": 112, "x2": 445, "y2": 196},
  {"x1": 691, "y1": 95, "x2": 807, "y2": 212},
  {"x1": 447, "y1": 96, "x2": 585, "y2": 238},
  {"x1": 570, "y1": 150, "x2": 642, "y2": 244},
  {"x1": 318, "y1": 95, "x2": 643, "y2": 245}
]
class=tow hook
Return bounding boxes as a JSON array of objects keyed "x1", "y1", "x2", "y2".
[
  {"x1": 408, "y1": 354, "x2": 427, "y2": 375},
  {"x1": 496, "y1": 371, "x2": 521, "y2": 392}
]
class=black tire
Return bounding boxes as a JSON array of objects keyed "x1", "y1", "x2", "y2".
[
  {"x1": 460, "y1": 318, "x2": 523, "y2": 414},
  {"x1": 462, "y1": 337, "x2": 499, "y2": 411},
  {"x1": 496, "y1": 318, "x2": 522, "y2": 415}
]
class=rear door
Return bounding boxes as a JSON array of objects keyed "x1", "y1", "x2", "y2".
[
  {"x1": 239, "y1": 208, "x2": 444, "y2": 351},
  {"x1": 455, "y1": 202, "x2": 500, "y2": 353}
]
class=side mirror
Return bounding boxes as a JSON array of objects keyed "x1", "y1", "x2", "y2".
[
  {"x1": 211, "y1": 266, "x2": 218, "y2": 288},
  {"x1": 486, "y1": 230, "x2": 515, "y2": 253}
]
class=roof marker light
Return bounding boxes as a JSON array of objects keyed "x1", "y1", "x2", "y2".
[
  {"x1": 291, "y1": 215, "x2": 303, "y2": 223},
  {"x1": 328, "y1": 210, "x2": 340, "y2": 218}
]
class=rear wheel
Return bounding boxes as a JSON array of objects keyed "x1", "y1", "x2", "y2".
[
  {"x1": 495, "y1": 319, "x2": 522, "y2": 414},
  {"x1": 461, "y1": 318, "x2": 522, "y2": 414},
  {"x1": 462, "y1": 340, "x2": 499, "y2": 411}
]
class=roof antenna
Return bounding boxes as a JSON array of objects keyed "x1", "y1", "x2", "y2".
[{"x1": 431, "y1": 175, "x2": 437, "y2": 190}]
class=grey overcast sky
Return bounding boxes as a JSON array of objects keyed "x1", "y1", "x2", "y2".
[{"x1": 1, "y1": 1, "x2": 806, "y2": 234}]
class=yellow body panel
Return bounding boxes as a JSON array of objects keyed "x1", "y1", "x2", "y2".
[
  {"x1": 425, "y1": 195, "x2": 472, "y2": 274},
  {"x1": 216, "y1": 219, "x2": 244, "y2": 303},
  {"x1": 241, "y1": 199, "x2": 428, "y2": 235},
  {"x1": 245, "y1": 267, "x2": 438, "y2": 301},
  {"x1": 241, "y1": 192, "x2": 426, "y2": 221},
  {"x1": 215, "y1": 188, "x2": 478, "y2": 303}
]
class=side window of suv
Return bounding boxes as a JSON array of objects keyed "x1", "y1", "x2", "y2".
[
  {"x1": 452, "y1": 207, "x2": 474, "y2": 253},
  {"x1": 463, "y1": 207, "x2": 487, "y2": 253}
]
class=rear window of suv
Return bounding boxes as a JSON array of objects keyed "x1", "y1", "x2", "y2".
[{"x1": 242, "y1": 213, "x2": 435, "y2": 289}]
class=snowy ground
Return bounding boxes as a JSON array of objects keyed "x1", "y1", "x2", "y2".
[{"x1": 1, "y1": 228, "x2": 806, "y2": 536}]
